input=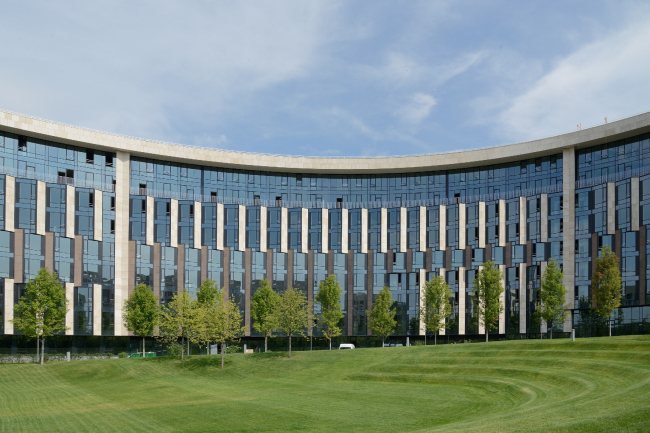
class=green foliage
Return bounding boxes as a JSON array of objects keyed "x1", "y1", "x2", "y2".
[
  {"x1": 538, "y1": 259, "x2": 568, "y2": 338},
  {"x1": 157, "y1": 291, "x2": 199, "y2": 362},
  {"x1": 12, "y1": 268, "x2": 69, "y2": 365},
  {"x1": 123, "y1": 284, "x2": 158, "y2": 356},
  {"x1": 202, "y1": 294, "x2": 245, "y2": 368},
  {"x1": 196, "y1": 279, "x2": 221, "y2": 306},
  {"x1": 475, "y1": 261, "x2": 504, "y2": 342},
  {"x1": 591, "y1": 245, "x2": 622, "y2": 336},
  {"x1": 225, "y1": 344, "x2": 241, "y2": 354},
  {"x1": 420, "y1": 275, "x2": 453, "y2": 343},
  {"x1": 315, "y1": 275, "x2": 344, "y2": 349},
  {"x1": 166, "y1": 342, "x2": 183, "y2": 357},
  {"x1": 251, "y1": 279, "x2": 279, "y2": 351},
  {"x1": 367, "y1": 286, "x2": 396, "y2": 346},
  {"x1": 117, "y1": 352, "x2": 128, "y2": 359},
  {"x1": 275, "y1": 286, "x2": 312, "y2": 358}
]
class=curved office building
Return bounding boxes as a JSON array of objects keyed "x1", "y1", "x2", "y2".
[{"x1": 1, "y1": 109, "x2": 649, "y2": 344}]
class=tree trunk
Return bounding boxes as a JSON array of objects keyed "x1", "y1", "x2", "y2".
[
  {"x1": 382, "y1": 337, "x2": 385, "y2": 347},
  {"x1": 288, "y1": 335, "x2": 292, "y2": 358},
  {"x1": 41, "y1": 337, "x2": 45, "y2": 365},
  {"x1": 143, "y1": 336, "x2": 146, "y2": 358},
  {"x1": 36, "y1": 336, "x2": 39, "y2": 363},
  {"x1": 550, "y1": 328, "x2": 553, "y2": 340},
  {"x1": 328, "y1": 338, "x2": 331, "y2": 351},
  {"x1": 187, "y1": 338, "x2": 190, "y2": 358},
  {"x1": 264, "y1": 335, "x2": 268, "y2": 353},
  {"x1": 221, "y1": 343, "x2": 225, "y2": 369}
]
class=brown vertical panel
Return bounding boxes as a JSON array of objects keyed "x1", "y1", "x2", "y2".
[
  {"x1": 307, "y1": 250, "x2": 314, "y2": 305},
  {"x1": 367, "y1": 251, "x2": 374, "y2": 336},
  {"x1": 222, "y1": 246, "x2": 230, "y2": 298},
  {"x1": 526, "y1": 241, "x2": 532, "y2": 266},
  {"x1": 44, "y1": 232, "x2": 54, "y2": 272},
  {"x1": 287, "y1": 249, "x2": 294, "y2": 288},
  {"x1": 177, "y1": 244, "x2": 185, "y2": 293},
  {"x1": 615, "y1": 229, "x2": 622, "y2": 260},
  {"x1": 485, "y1": 243, "x2": 492, "y2": 262},
  {"x1": 266, "y1": 249, "x2": 273, "y2": 283},
  {"x1": 505, "y1": 242, "x2": 512, "y2": 268},
  {"x1": 14, "y1": 229, "x2": 23, "y2": 283},
  {"x1": 74, "y1": 235, "x2": 83, "y2": 286},
  {"x1": 465, "y1": 246, "x2": 472, "y2": 269},
  {"x1": 200, "y1": 245, "x2": 208, "y2": 283},
  {"x1": 445, "y1": 247, "x2": 451, "y2": 271},
  {"x1": 425, "y1": 247, "x2": 432, "y2": 272},
  {"x1": 244, "y1": 248, "x2": 251, "y2": 335},
  {"x1": 153, "y1": 243, "x2": 161, "y2": 300},
  {"x1": 639, "y1": 226, "x2": 646, "y2": 306},
  {"x1": 128, "y1": 240, "x2": 136, "y2": 295},
  {"x1": 327, "y1": 251, "x2": 334, "y2": 275},
  {"x1": 591, "y1": 232, "x2": 598, "y2": 261},
  {"x1": 406, "y1": 249, "x2": 412, "y2": 273},
  {"x1": 386, "y1": 249, "x2": 393, "y2": 274},
  {"x1": 347, "y1": 251, "x2": 354, "y2": 335}
]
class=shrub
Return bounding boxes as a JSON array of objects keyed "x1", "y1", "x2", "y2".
[
  {"x1": 225, "y1": 345, "x2": 241, "y2": 354},
  {"x1": 118, "y1": 352, "x2": 128, "y2": 358},
  {"x1": 167, "y1": 342, "x2": 183, "y2": 356},
  {"x1": 410, "y1": 340, "x2": 425, "y2": 346}
]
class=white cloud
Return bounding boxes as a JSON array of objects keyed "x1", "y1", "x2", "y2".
[
  {"x1": 396, "y1": 93, "x2": 437, "y2": 124},
  {"x1": 496, "y1": 14, "x2": 650, "y2": 141}
]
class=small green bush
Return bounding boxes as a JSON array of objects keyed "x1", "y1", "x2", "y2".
[
  {"x1": 118, "y1": 352, "x2": 128, "y2": 358},
  {"x1": 410, "y1": 340, "x2": 425, "y2": 346},
  {"x1": 167, "y1": 342, "x2": 183, "y2": 356},
  {"x1": 225, "y1": 345, "x2": 241, "y2": 354}
]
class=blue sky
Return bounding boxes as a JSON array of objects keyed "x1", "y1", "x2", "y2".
[{"x1": 1, "y1": 1, "x2": 649, "y2": 157}]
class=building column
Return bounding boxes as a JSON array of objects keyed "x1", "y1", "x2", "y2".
[
  {"x1": 499, "y1": 264, "x2": 506, "y2": 334},
  {"x1": 114, "y1": 150, "x2": 130, "y2": 336},
  {"x1": 5, "y1": 176, "x2": 15, "y2": 232},
  {"x1": 477, "y1": 264, "x2": 484, "y2": 335},
  {"x1": 540, "y1": 194, "x2": 548, "y2": 242},
  {"x1": 458, "y1": 203, "x2": 466, "y2": 250},
  {"x1": 66, "y1": 185, "x2": 75, "y2": 238},
  {"x1": 419, "y1": 206, "x2": 426, "y2": 252},
  {"x1": 94, "y1": 189, "x2": 103, "y2": 241},
  {"x1": 458, "y1": 268, "x2": 465, "y2": 335},
  {"x1": 519, "y1": 263, "x2": 527, "y2": 334},
  {"x1": 341, "y1": 208, "x2": 349, "y2": 254},
  {"x1": 399, "y1": 207, "x2": 407, "y2": 252},
  {"x1": 259, "y1": 206, "x2": 267, "y2": 251},
  {"x1": 519, "y1": 197, "x2": 527, "y2": 244},
  {"x1": 238, "y1": 204, "x2": 246, "y2": 252},
  {"x1": 380, "y1": 208, "x2": 387, "y2": 253},
  {"x1": 170, "y1": 199, "x2": 179, "y2": 248},
  {"x1": 563, "y1": 147, "x2": 576, "y2": 332},
  {"x1": 607, "y1": 182, "x2": 616, "y2": 234},
  {"x1": 36, "y1": 181, "x2": 46, "y2": 235},
  {"x1": 280, "y1": 207, "x2": 288, "y2": 253},
  {"x1": 478, "y1": 202, "x2": 486, "y2": 248},
  {"x1": 194, "y1": 201, "x2": 202, "y2": 248},
  {"x1": 322, "y1": 209, "x2": 329, "y2": 253},
  {"x1": 438, "y1": 267, "x2": 446, "y2": 336},
  {"x1": 418, "y1": 268, "x2": 426, "y2": 335},
  {"x1": 216, "y1": 203, "x2": 224, "y2": 250},
  {"x1": 93, "y1": 283, "x2": 102, "y2": 336},
  {"x1": 498, "y1": 200, "x2": 506, "y2": 247},
  {"x1": 146, "y1": 196, "x2": 154, "y2": 246},
  {"x1": 302, "y1": 208, "x2": 309, "y2": 254},
  {"x1": 439, "y1": 205, "x2": 446, "y2": 251},
  {"x1": 3, "y1": 279, "x2": 14, "y2": 334},
  {"x1": 65, "y1": 282, "x2": 74, "y2": 336},
  {"x1": 361, "y1": 208, "x2": 368, "y2": 254}
]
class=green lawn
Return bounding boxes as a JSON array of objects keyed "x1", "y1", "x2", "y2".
[{"x1": 1, "y1": 336, "x2": 649, "y2": 432}]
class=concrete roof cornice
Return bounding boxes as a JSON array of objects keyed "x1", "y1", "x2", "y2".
[{"x1": 1, "y1": 109, "x2": 649, "y2": 174}]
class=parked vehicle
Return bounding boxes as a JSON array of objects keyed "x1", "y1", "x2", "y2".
[{"x1": 339, "y1": 343, "x2": 355, "y2": 349}]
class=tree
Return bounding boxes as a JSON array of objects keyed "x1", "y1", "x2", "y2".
[
  {"x1": 367, "y1": 286, "x2": 396, "y2": 347},
  {"x1": 196, "y1": 279, "x2": 223, "y2": 355},
  {"x1": 275, "y1": 286, "x2": 311, "y2": 358},
  {"x1": 251, "y1": 280, "x2": 280, "y2": 352},
  {"x1": 123, "y1": 283, "x2": 158, "y2": 357},
  {"x1": 315, "y1": 275, "x2": 344, "y2": 350},
  {"x1": 591, "y1": 245, "x2": 622, "y2": 337},
  {"x1": 157, "y1": 291, "x2": 198, "y2": 362},
  {"x1": 209, "y1": 296, "x2": 244, "y2": 369},
  {"x1": 538, "y1": 259, "x2": 568, "y2": 339},
  {"x1": 12, "y1": 268, "x2": 68, "y2": 365},
  {"x1": 420, "y1": 275, "x2": 452, "y2": 345},
  {"x1": 475, "y1": 261, "x2": 504, "y2": 343}
]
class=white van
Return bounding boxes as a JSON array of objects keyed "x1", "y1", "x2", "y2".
[{"x1": 339, "y1": 343, "x2": 355, "y2": 349}]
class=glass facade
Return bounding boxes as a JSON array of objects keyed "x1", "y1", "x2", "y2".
[{"x1": 1, "y1": 120, "x2": 650, "y2": 340}]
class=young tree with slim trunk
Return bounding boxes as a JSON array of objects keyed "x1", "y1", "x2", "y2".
[
  {"x1": 12, "y1": 268, "x2": 68, "y2": 365},
  {"x1": 210, "y1": 296, "x2": 244, "y2": 369},
  {"x1": 475, "y1": 261, "x2": 504, "y2": 343},
  {"x1": 591, "y1": 245, "x2": 622, "y2": 337},
  {"x1": 315, "y1": 275, "x2": 344, "y2": 350},
  {"x1": 420, "y1": 275, "x2": 452, "y2": 345},
  {"x1": 275, "y1": 286, "x2": 311, "y2": 358},
  {"x1": 157, "y1": 291, "x2": 198, "y2": 362},
  {"x1": 538, "y1": 259, "x2": 568, "y2": 339},
  {"x1": 123, "y1": 283, "x2": 158, "y2": 357},
  {"x1": 367, "y1": 286, "x2": 396, "y2": 347},
  {"x1": 251, "y1": 279, "x2": 280, "y2": 352},
  {"x1": 196, "y1": 279, "x2": 222, "y2": 355}
]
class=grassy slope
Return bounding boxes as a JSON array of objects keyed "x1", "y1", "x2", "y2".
[{"x1": 1, "y1": 336, "x2": 649, "y2": 433}]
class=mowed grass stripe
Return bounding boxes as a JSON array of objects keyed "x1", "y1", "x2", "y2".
[{"x1": 0, "y1": 335, "x2": 649, "y2": 432}]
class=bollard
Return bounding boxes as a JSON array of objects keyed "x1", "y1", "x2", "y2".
[
  {"x1": 406, "y1": 337, "x2": 410, "y2": 347},
  {"x1": 66, "y1": 352, "x2": 71, "y2": 362},
  {"x1": 244, "y1": 344, "x2": 247, "y2": 354},
  {"x1": 571, "y1": 329, "x2": 575, "y2": 341}
]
